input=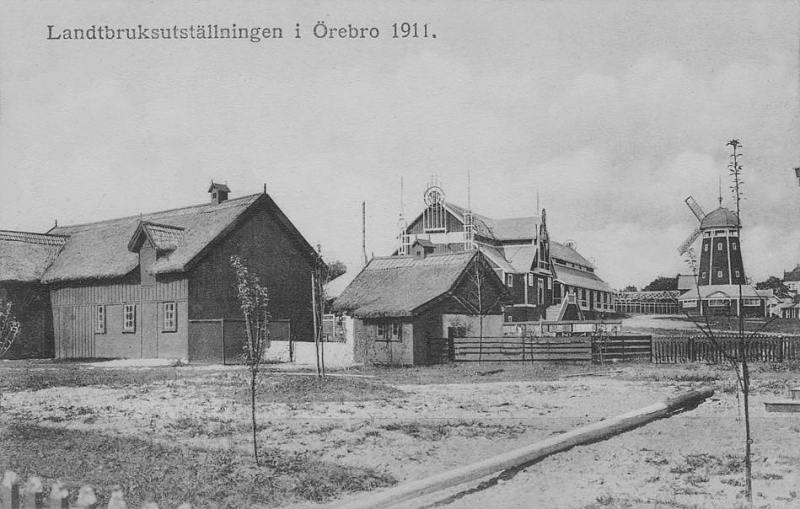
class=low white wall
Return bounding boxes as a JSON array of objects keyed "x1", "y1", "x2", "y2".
[{"x1": 264, "y1": 316, "x2": 356, "y2": 368}]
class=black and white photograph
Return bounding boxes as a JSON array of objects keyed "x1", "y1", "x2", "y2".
[{"x1": 0, "y1": 1, "x2": 798, "y2": 508}]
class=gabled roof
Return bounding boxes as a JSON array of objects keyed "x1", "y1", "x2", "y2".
[
  {"x1": 0, "y1": 231, "x2": 67, "y2": 283},
  {"x1": 443, "y1": 202, "x2": 539, "y2": 242},
  {"x1": 335, "y1": 251, "x2": 491, "y2": 318},
  {"x1": 40, "y1": 193, "x2": 317, "y2": 284},
  {"x1": 502, "y1": 244, "x2": 537, "y2": 273},
  {"x1": 550, "y1": 241, "x2": 594, "y2": 269},
  {"x1": 554, "y1": 264, "x2": 613, "y2": 293},
  {"x1": 208, "y1": 182, "x2": 231, "y2": 193},
  {"x1": 128, "y1": 222, "x2": 185, "y2": 254}
]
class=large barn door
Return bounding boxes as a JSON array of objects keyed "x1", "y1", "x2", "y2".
[{"x1": 188, "y1": 319, "x2": 224, "y2": 363}]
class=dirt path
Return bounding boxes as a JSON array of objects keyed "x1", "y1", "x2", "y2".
[{"x1": 2, "y1": 369, "x2": 799, "y2": 508}]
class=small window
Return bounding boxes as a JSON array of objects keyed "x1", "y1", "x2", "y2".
[
  {"x1": 735, "y1": 270, "x2": 741, "y2": 278},
  {"x1": 95, "y1": 305, "x2": 106, "y2": 334},
  {"x1": 732, "y1": 243, "x2": 738, "y2": 251},
  {"x1": 547, "y1": 278, "x2": 552, "y2": 290},
  {"x1": 527, "y1": 273, "x2": 534, "y2": 286},
  {"x1": 682, "y1": 300, "x2": 697, "y2": 308},
  {"x1": 123, "y1": 304, "x2": 136, "y2": 333},
  {"x1": 506, "y1": 274, "x2": 514, "y2": 287},
  {"x1": 163, "y1": 302, "x2": 177, "y2": 332},
  {"x1": 376, "y1": 321, "x2": 401, "y2": 342},
  {"x1": 717, "y1": 243, "x2": 723, "y2": 251},
  {"x1": 709, "y1": 299, "x2": 728, "y2": 307},
  {"x1": 743, "y1": 298, "x2": 760, "y2": 307},
  {"x1": 704, "y1": 243, "x2": 709, "y2": 252},
  {"x1": 717, "y1": 270, "x2": 723, "y2": 278},
  {"x1": 701, "y1": 271, "x2": 707, "y2": 280}
]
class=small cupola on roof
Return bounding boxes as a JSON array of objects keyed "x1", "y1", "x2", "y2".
[{"x1": 209, "y1": 181, "x2": 230, "y2": 205}]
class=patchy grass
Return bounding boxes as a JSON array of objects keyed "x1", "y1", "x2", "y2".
[
  {"x1": 0, "y1": 364, "x2": 180, "y2": 392},
  {"x1": 0, "y1": 423, "x2": 395, "y2": 508}
]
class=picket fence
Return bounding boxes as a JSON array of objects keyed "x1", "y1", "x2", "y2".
[{"x1": 0, "y1": 471, "x2": 191, "y2": 509}]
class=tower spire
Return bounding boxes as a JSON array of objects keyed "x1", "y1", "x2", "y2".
[{"x1": 718, "y1": 175, "x2": 723, "y2": 207}]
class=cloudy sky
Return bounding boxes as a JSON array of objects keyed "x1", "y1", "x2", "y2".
[{"x1": 1, "y1": 0, "x2": 798, "y2": 289}]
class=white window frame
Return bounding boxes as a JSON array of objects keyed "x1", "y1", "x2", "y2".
[
  {"x1": 682, "y1": 299, "x2": 697, "y2": 308},
  {"x1": 526, "y1": 273, "x2": 534, "y2": 287},
  {"x1": 95, "y1": 305, "x2": 106, "y2": 334},
  {"x1": 717, "y1": 243, "x2": 723, "y2": 251},
  {"x1": 743, "y1": 298, "x2": 760, "y2": 307},
  {"x1": 123, "y1": 304, "x2": 136, "y2": 333},
  {"x1": 708, "y1": 299, "x2": 728, "y2": 307},
  {"x1": 506, "y1": 273, "x2": 514, "y2": 287},
  {"x1": 717, "y1": 270, "x2": 723, "y2": 278},
  {"x1": 163, "y1": 301, "x2": 177, "y2": 332},
  {"x1": 732, "y1": 243, "x2": 738, "y2": 251},
  {"x1": 547, "y1": 278, "x2": 552, "y2": 290}
]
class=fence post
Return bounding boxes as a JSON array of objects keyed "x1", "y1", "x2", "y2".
[
  {"x1": 48, "y1": 480, "x2": 69, "y2": 509},
  {"x1": 24, "y1": 476, "x2": 44, "y2": 509},
  {"x1": 688, "y1": 337, "x2": 695, "y2": 363},
  {"x1": 74, "y1": 486, "x2": 97, "y2": 509},
  {"x1": 447, "y1": 328, "x2": 455, "y2": 363},
  {"x1": 2, "y1": 471, "x2": 20, "y2": 509},
  {"x1": 107, "y1": 486, "x2": 127, "y2": 509}
]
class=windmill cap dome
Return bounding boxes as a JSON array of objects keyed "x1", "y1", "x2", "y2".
[{"x1": 701, "y1": 207, "x2": 740, "y2": 229}]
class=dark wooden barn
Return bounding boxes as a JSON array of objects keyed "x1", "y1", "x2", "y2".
[
  {"x1": 334, "y1": 250, "x2": 510, "y2": 365},
  {"x1": 1, "y1": 184, "x2": 317, "y2": 363}
]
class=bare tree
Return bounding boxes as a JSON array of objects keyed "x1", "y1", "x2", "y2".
[
  {"x1": 230, "y1": 255, "x2": 270, "y2": 467},
  {"x1": 454, "y1": 254, "x2": 502, "y2": 362},
  {"x1": 676, "y1": 140, "x2": 758, "y2": 506},
  {"x1": 311, "y1": 245, "x2": 331, "y2": 378}
]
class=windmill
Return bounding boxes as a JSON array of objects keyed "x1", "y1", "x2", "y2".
[{"x1": 677, "y1": 196, "x2": 706, "y2": 255}]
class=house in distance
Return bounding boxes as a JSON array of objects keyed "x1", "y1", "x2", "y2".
[
  {"x1": 0, "y1": 183, "x2": 318, "y2": 363},
  {"x1": 395, "y1": 181, "x2": 615, "y2": 322}
]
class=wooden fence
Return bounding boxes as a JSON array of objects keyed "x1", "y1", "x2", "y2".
[
  {"x1": 652, "y1": 334, "x2": 800, "y2": 364},
  {"x1": 0, "y1": 471, "x2": 191, "y2": 509},
  {"x1": 592, "y1": 335, "x2": 652, "y2": 363},
  {"x1": 432, "y1": 333, "x2": 800, "y2": 365},
  {"x1": 451, "y1": 336, "x2": 650, "y2": 363}
]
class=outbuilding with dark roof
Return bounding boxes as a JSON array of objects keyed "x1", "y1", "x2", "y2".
[{"x1": 335, "y1": 250, "x2": 510, "y2": 365}]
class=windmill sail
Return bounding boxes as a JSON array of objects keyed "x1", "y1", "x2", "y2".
[
  {"x1": 678, "y1": 226, "x2": 701, "y2": 255},
  {"x1": 685, "y1": 196, "x2": 706, "y2": 222}
]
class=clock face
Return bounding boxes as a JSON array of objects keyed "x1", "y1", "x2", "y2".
[{"x1": 424, "y1": 186, "x2": 445, "y2": 206}]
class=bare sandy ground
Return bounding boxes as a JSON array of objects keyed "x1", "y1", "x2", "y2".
[{"x1": 3, "y1": 367, "x2": 799, "y2": 509}]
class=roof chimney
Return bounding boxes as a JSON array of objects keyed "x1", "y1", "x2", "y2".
[{"x1": 208, "y1": 181, "x2": 230, "y2": 205}]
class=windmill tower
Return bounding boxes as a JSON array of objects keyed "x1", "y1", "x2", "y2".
[{"x1": 678, "y1": 196, "x2": 746, "y2": 287}]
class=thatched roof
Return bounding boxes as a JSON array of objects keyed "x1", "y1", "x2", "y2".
[
  {"x1": 335, "y1": 251, "x2": 480, "y2": 318},
  {"x1": 38, "y1": 192, "x2": 317, "y2": 284},
  {"x1": 0, "y1": 231, "x2": 67, "y2": 283}
]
